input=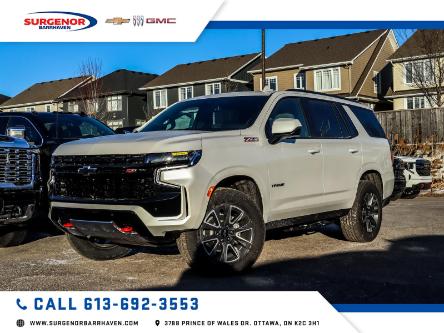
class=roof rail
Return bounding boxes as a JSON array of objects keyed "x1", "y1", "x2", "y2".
[{"x1": 284, "y1": 89, "x2": 355, "y2": 103}]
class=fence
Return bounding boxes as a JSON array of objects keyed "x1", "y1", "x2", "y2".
[{"x1": 375, "y1": 108, "x2": 444, "y2": 144}]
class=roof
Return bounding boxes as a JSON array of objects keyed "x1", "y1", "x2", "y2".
[
  {"x1": 60, "y1": 69, "x2": 158, "y2": 100},
  {"x1": 250, "y1": 29, "x2": 387, "y2": 72},
  {"x1": 0, "y1": 94, "x2": 10, "y2": 105},
  {"x1": 1, "y1": 76, "x2": 91, "y2": 108},
  {"x1": 142, "y1": 53, "x2": 260, "y2": 89},
  {"x1": 389, "y1": 30, "x2": 444, "y2": 61},
  {"x1": 385, "y1": 87, "x2": 437, "y2": 98}
]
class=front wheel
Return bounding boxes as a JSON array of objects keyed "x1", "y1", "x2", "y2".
[
  {"x1": 67, "y1": 234, "x2": 133, "y2": 260},
  {"x1": 340, "y1": 180, "x2": 382, "y2": 242},
  {"x1": 177, "y1": 188, "x2": 265, "y2": 273}
]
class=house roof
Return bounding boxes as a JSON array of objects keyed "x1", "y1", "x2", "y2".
[
  {"x1": 142, "y1": 53, "x2": 260, "y2": 89},
  {"x1": 0, "y1": 94, "x2": 10, "y2": 105},
  {"x1": 1, "y1": 76, "x2": 90, "y2": 108},
  {"x1": 250, "y1": 29, "x2": 387, "y2": 72},
  {"x1": 389, "y1": 30, "x2": 444, "y2": 61},
  {"x1": 61, "y1": 69, "x2": 158, "y2": 100},
  {"x1": 385, "y1": 87, "x2": 437, "y2": 98}
]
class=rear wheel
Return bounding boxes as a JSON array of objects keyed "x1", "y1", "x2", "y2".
[
  {"x1": 67, "y1": 234, "x2": 133, "y2": 260},
  {"x1": 177, "y1": 188, "x2": 265, "y2": 273},
  {"x1": 0, "y1": 227, "x2": 29, "y2": 247},
  {"x1": 340, "y1": 180, "x2": 382, "y2": 242}
]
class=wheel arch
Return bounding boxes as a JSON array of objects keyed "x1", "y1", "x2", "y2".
[
  {"x1": 215, "y1": 175, "x2": 264, "y2": 214},
  {"x1": 359, "y1": 169, "x2": 383, "y2": 195}
]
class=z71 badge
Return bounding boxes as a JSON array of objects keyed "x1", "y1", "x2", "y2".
[{"x1": 244, "y1": 137, "x2": 259, "y2": 143}]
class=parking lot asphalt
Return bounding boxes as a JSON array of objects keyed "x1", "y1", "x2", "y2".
[{"x1": 1, "y1": 197, "x2": 443, "y2": 304}]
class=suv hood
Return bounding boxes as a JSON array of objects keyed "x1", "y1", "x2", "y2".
[{"x1": 54, "y1": 130, "x2": 211, "y2": 156}]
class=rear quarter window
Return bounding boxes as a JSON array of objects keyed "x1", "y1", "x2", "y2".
[{"x1": 347, "y1": 105, "x2": 386, "y2": 139}]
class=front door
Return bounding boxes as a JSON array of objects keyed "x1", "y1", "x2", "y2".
[{"x1": 265, "y1": 97, "x2": 324, "y2": 221}]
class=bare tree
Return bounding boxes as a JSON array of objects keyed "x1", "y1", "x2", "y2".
[
  {"x1": 77, "y1": 58, "x2": 106, "y2": 120},
  {"x1": 397, "y1": 30, "x2": 444, "y2": 108}
]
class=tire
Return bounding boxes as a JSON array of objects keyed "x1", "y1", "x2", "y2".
[
  {"x1": 177, "y1": 188, "x2": 265, "y2": 273},
  {"x1": 0, "y1": 227, "x2": 28, "y2": 247},
  {"x1": 67, "y1": 234, "x2": 133, "y2": 261},
  {"x1": 340, "y1": 180, "x2": 382, "y2": 242}
]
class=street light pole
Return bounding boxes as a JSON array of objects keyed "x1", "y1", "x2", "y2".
[{"x1": 261, "y1": 29, "x2": 266, "y2": 91}]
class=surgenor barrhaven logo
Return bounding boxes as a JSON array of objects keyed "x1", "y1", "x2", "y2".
[{"x1": 24, "y1": 11, "x2": 97, "y2": 31}]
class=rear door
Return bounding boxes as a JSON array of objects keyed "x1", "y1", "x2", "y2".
[{"x1": 302, "y1": 98, "x2": 362, "y2": 209}]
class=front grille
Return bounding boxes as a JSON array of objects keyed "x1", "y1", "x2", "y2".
[
  {"x1": 416, "y1": 159, "x2": 431, "y2": 177},
  {"x1": 51, "y1": 155, "x2": 178, "y2": 202},
  {"x1": 0, "y1": 148, "x2": 34, "y2": 186}
]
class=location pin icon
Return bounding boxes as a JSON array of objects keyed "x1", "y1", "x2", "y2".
[{"x1": 155, "y1": 320, "x2": 160, "y2": 326}]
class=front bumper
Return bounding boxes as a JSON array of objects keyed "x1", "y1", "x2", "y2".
[
  {"x1": 50, "y1": 182, "x2": 190, "y2": 240},
  {"x1": 0, "y1": 190, "x2": 39, "y2": 226}
]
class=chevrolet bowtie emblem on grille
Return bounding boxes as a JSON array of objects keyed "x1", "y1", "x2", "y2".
[
  {"x1": 78, "y1": 166, "x2": 98, "y2": 175},
  {"x1": 105, "y1": 17, "x2": 130, "y2": 25}
]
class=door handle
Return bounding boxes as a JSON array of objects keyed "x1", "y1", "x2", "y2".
[
  {"x1": 348, "y1": 148, "x2": 359, "y2": 154},
  {"x1": 307, "y1": 149, "x2": 321, "y2": 155}
]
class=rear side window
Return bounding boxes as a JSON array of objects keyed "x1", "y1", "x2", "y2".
[
  {"x1": 335, "y1": 103, "x2": 359, "y2": 137},
  {"x1": 301, "y1": 98, "x2": 348, "y2": 138},
  {"x1": 347, "y1": 105, "x2": 386, "y2": 138}
]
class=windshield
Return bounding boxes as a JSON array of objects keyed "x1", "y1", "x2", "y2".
[
  {"x1": 141, "y1": 95, "x2": 269, "y2": 132},
  {"x1": 37, "y1": 114, "x2": 115, "y2": 140}
]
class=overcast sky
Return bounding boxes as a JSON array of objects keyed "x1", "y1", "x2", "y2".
[{"x1": 0, "y1": 29, "x2": 411, "y2": 96}]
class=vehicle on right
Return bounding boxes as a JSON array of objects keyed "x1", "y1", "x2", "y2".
[{"x1": 396, "y1": 156, "x2": 432, "y2": 198}]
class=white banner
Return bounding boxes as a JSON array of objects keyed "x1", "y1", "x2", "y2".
[
  {"x1": 0, "y1": 0, "x2": 223, "y2": 42},
  {"x1": 2, "y1": 291, "x2": 356, "y2": 332}
]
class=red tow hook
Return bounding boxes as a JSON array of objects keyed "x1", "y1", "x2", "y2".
[
  {"x1": 62, "y1": 220, "x2": 74, "y2": 229},
  {"x1": 118, "y1": 226, "x2": 135, "y2": 234}
]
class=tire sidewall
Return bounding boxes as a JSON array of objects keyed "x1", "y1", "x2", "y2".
[
  {"x1": 355, "y1": 181, "x2": 383, "y2": 242},
  {"x1": 67, "y1": 234, "x2": 132, "y2": 261},
  {"x1": 180, "y1": 188, "x2": 265, "y2": 273},
  {"x1": 0, "y1": 227, "x2": 28, "y2": 247}
]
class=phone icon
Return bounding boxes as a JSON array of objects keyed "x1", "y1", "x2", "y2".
[{"x1": 16, "y1": 298, "x2": 27, "y2": 310}]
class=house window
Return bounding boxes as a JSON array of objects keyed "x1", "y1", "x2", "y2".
[
  {"x1": 67, "y1": 101, "x2": 78, "y2": 113},
  {"x1": 106, "y1": 119, "x2": 123, "y2": 130},
  {"x1": 314, "y1": 67, "x2": 341, "y2": 91},
  {"x1": 178, "y1": 86, "x2": 193, "y2": 101},
  {"x1": 107, "y1": 95, "x2": 122, "y2": 112},
  {"x1": 26, "y1": 107, "x2": 35, "y2": 112},
  {"x1": 405, "y1": 60, "x2": 434, "y2": 84},
  {"x1": 406, "y1": 96, "x2": 430, "y2": 110},
  {"x1": 261, "y1": 76, "x2": 278, "y2": 91},
  {"x1": 153, "y1": 90, "x2": 167, "y2": 109},
  {"x1": 46, "y1": 105, "x2": 51, "y2": 112},
  {"x1": 135, "y1": 119, "x2": 146, "y2": 126},
  {"x1": 373, "y1": 71, "x2": 381, "y2": 94},
  {"x1": 294, "y1": 72, "x2": 305, "y2": 90},
  {"x1": 205, "y1": 82, "x2": 222, "y2": 95}
]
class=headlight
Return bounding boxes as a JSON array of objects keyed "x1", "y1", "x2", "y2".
[{"x1": 144, "y1": 150, "x2": 202, "y2": 167}]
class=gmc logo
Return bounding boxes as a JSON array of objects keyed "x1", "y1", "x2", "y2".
[{"x1": 146, "y1": 18, "x2": 176, "y2": 24}]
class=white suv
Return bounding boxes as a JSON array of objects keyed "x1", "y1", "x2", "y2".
[{"x1": 49, "y1": 91, "x2": 395, "y2": 272}]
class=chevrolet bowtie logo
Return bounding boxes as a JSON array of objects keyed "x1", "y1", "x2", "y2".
[
  {"x1": 105, "y1": 17, "x2": 130, "y2": 25},
  {"x1": 78, "y1": 166, "x2": 98, "y2": 176}
]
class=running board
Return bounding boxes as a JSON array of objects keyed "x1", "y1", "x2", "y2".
[{"x1": 266, "y1": 209, "x2": 349, "y2": 231}]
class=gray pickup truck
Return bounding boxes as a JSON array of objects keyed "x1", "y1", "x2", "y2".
[{"x1": 0, "y1": 134, "x2": 40, "y2": 247}]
